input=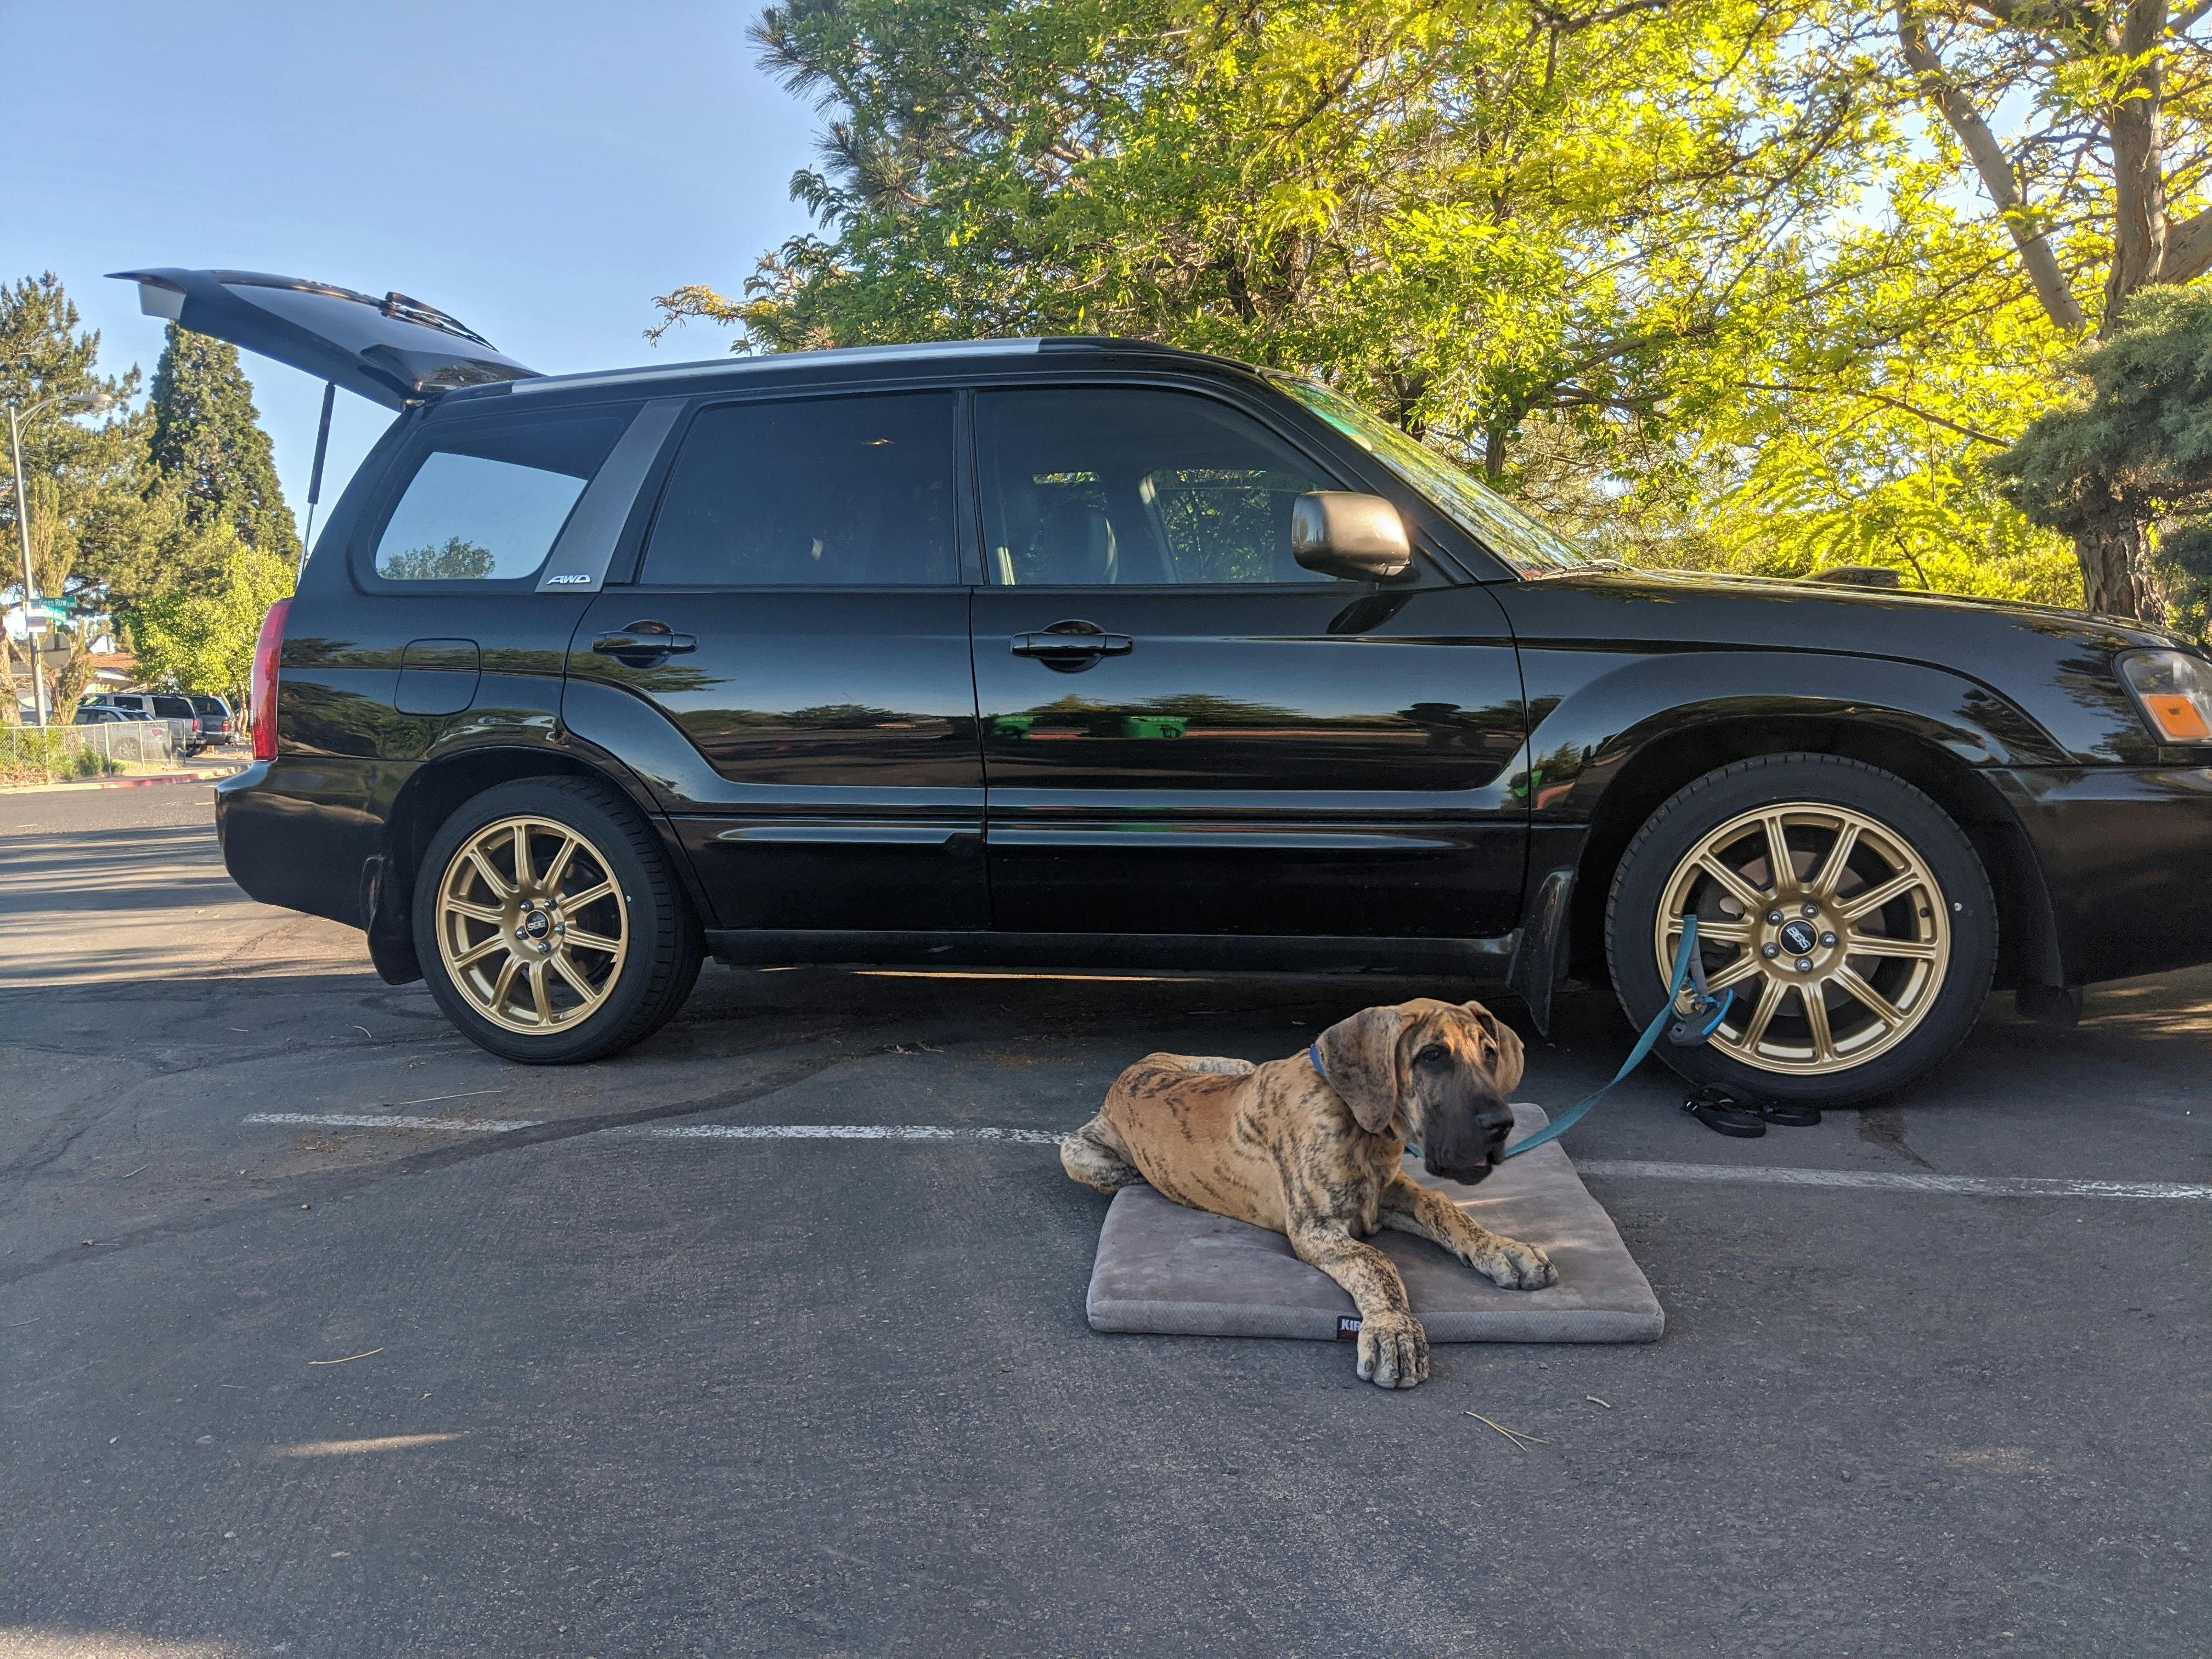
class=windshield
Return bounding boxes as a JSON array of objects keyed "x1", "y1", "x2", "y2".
[{"x1": 1274, "y1": 379, "x2": 1596, "y2": 576}]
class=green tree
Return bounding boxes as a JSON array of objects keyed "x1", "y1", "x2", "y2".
[
  {"x1": 146, "y1": 323, "x2": 300, "y2": 563},
  {"x1": 1877, "y1": 0, "x2": 2212, "y2": 613},
  {"x1": 1992, "y1": 285, "x2": 2212, "y2": 636},
  {"x1": 1, "y1": 273, "x2": 150, "y2": 723},
  {"x1": 127, "y1": 523, "x2": 296, "y2": 703},
  {"x1": 661, "y1": 0, "x2": 1904, "y2": 501}
]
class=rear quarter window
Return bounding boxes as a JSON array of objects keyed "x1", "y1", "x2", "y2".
[{"x1": 365, "y1": 409, "x2": 629, "y2": 585}]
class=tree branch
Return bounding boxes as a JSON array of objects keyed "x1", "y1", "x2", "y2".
[
  {"x1": 1740, "y1": 381, "x2": 2011, "y2": 445},
  {"x1": 1895, "y1": 7, "x2": 2087, "y2": 330},
  {"x1": 2165, "y1": 202, "x2": 2212, "y2": 281}
]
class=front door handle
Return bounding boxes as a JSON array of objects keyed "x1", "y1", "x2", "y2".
[
  {"x1": 591, "y1": 621, "x2": 697, "y2": 668},
  {"x1": 1011, "y1": 621, "x2": 1133, "y2": 667}
]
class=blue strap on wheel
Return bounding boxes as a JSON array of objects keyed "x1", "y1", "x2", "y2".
[{"x1": 1501, "y1": 914, "x2": 1708, "y2": 1161}]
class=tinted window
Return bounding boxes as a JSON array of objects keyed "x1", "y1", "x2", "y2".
[
  {"x1": 153, "y1": 695, "x2": 195, "y2": 719},
  {"x1": 373, "y1": 411, "x2": 627, "y2": 582},
  {"x1": 640, "y1": 394, "x2": 956, "y2": 586},
  {"x1": 977, "y1": 388, "x2": 1339, "y2": 585}
]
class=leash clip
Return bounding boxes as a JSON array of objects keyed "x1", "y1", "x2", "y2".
[{"x1": 1666, "y1": 923, "x2": 1731, "y2": 1046}]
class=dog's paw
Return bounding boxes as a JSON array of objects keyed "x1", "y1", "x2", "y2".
[
  {"x1": 1472, "y1": 1237, "x2": 1557, "y2": 1291},
  {"x1": 1355, "y1": 1311, "x2": 1430, "y2": 1390}
]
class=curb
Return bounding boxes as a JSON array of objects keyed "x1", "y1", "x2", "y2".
[{"x1": 2, "y1": 765, "x2": 246, "y2": 796}]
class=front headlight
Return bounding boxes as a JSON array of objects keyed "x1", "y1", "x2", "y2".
[{"x1": 2118, "y1": 648, "x2": 2212, "y2": 743}]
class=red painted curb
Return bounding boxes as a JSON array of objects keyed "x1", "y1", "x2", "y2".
[{"x1": 2, "y1": 766, "x2": 245, "y2": 795}]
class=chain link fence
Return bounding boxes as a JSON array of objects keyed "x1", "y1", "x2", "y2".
[{"x1": 1, "y1": 720, "x2": 180, "y2": 787}]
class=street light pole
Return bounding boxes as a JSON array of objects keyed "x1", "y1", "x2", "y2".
[{"x1": 7, "y1": 402, "x2": 47, "y2": 726}]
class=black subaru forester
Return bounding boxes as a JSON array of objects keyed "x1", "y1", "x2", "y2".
[{"x1": 118, "y1": 267, "x2": 2212, "y2": 1107}]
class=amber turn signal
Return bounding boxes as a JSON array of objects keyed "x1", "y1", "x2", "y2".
[{"x1": 2119, "y1": 648, "x2": 2212, "y2": 745}]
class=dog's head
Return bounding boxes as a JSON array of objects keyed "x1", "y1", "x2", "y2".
[{"x1": 1313, "y1": 998, "x2": 1525, "y2": 1184}]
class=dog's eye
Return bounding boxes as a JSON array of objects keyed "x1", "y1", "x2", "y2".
[{"x1": 1415, "y1": 1044, "x2": 1449, "y2": 1066}]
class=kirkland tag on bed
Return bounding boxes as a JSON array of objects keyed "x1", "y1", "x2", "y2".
[{"x1": 1336, "y1": 1317, "x2": 1362, "y2": 1340}]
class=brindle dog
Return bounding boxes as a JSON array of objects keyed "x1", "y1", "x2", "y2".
[{"x1": 1062, "y1": 999, "x2": 1557, "y2": 1390}]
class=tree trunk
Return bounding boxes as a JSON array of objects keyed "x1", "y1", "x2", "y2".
[{"x1": 2073, "y1": 513, "x2": 2161, "y2": 622}]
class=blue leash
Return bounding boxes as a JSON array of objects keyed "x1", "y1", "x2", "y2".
[
  {"x1": 1310, "y1": 914, "x2": 1723, "y2": 1161},
  {"x1": 1500, "y1": 913, "x2": 1715, "y2": 1159}
]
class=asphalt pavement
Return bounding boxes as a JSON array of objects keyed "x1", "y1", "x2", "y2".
[{"x1": 1, "y1": 781, "x2": 2205, "y2": 1657}]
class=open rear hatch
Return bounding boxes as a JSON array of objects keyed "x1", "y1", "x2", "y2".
[{"x1": 108, "y1": 268, "x2": 540, "y2": 408}]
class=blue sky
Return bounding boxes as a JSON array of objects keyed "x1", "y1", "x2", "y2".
[{"x1": 15, "y1": 0, "x2": 821, "y2": 538}]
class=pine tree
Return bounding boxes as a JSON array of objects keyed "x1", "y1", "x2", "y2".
[{"x1": 146, "y1": 323, "x2": 300, "y2": 562}]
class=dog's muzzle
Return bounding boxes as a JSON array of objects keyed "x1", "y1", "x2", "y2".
[{"x1": 1424, "y1": 1100, "x2": 1515, "y2": 1184}]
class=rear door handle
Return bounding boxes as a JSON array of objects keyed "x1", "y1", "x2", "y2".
[{"x1": 591, "y1": 622, "x2": 697, "y2": 667}]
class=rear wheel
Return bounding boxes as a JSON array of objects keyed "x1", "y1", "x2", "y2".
[
  {"x1": 1606, "y1": 755, "x2": 1996, "y2": 1106},
  {"x1": 413, "y1": 776, "x2": 703, "y2": 1064}
]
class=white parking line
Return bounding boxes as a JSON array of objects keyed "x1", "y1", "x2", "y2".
[
  {"x1": 238, "y1": 1114, "x2": 2211, "y2": 1200},
  {"x1": 620, "y1": 1123, "x2": 1066, "y2": 1144},
  {"x1": 245, "y1": 1113, "x2": 540, "y2": 1133},
  {"x1": 1573, "y1": 1160, "x2": 2212, "y2": 1201}
]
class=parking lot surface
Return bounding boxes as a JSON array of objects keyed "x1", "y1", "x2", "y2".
[{"x1": 2, "y1": 782, "x2": 2206, "y2": 1657}]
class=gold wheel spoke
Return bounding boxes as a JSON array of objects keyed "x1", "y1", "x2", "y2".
[
  {"x1": 1695, "y1": 854, "x2": 1767, "y2": 915},
  {"x1": 1834, "y1": 965, "x2": 1906, "y2": 1029},
  {"x1": 551, "y1": 950, "x2": 601, "y2": 1007},
  {"x1": 563, "y1": 879, "x2": 615, "y2": 910},
  {"x1": 512, "y1": 822, "x2": 536, "y2": 890},
  {"x1": 544, "y1": 833, "x2": 580, "y2": 892},
  {"x1": 1849, "y1": 933, "x2": 1941, "y2": 962},
  {"x1": 466, "y1": 848, "x2": 513, "y2": 901},
  {"x1": 1802, "y1": 985, "x2": 1837, "y2": 1063},
  {"x1": 489, "y1": 956, "x2": 522, "y2": 1013},
  {"x1": 1706, "y1": 953, "x2": 1765, "y2": 994},
  {"x1": 1760, "y1": 812, "x2": 1795, "y2": 895},
  {"x1": 529, "y1": 960, "x2": 553, "y2": 1025},
  {"x1": 452, "y1": 934, "x2": 507, "y2": 970},
  {"x1": 563, "y1": 927, "x2": 622, "y2": 954},
  {"x1": 1839, "y1": 870, "x2": 1919, "y2": 923},
  {"x1": 1810, "y1": 821, "x2": 1862, "y2": 901},
  {"x1": 446, "y1": 898, "x2": 504, "y2": 926},
  {"x1": 1740, "y1": 975, "x2": 1787, "y2": 1048}
]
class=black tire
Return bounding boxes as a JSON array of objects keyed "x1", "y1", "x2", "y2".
[
  {"x1": 412, "y1": 776, "x2": 704, "y2": 1064},
  {"x1": 1605, "y1": 754, "x2": 1996, "y2": 1107}
]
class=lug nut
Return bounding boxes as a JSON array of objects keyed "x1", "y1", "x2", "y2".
[
  {"x1": 1766, "y1": 909, "x2": 1784, "y2": 925},
  {"x1": 1797, "y1": 957, "x2": 1814, "y2": 972},
  {"x1": 1762, "y1": 943, "x2": 1781, "y2": 959},
  {"x1": 1820, "y1": 932, "x2": 1837, "y2": 947},
  {"x1": 1801, "y1": 901, "x2": 1820, "y2": 918}
]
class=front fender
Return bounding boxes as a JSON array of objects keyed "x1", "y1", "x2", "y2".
[{"x1": 1514, "y1": 649, "x2": 2069, "y2": 821}]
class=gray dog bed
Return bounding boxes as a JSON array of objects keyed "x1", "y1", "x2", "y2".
[{"x1": 1084, "y1": 1103, "x2": 1663, "y2": 1343}]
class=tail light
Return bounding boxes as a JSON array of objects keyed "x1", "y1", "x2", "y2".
[{"x1": 250, "y1": 598, "x2": 292, "y2": 762}]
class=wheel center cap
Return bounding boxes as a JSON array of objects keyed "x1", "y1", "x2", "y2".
[
  {"x1": 1779, "y1": 919, "x2": 1819, "y2": 955},
  {"x1": 521, "y1": 910, "x2": 551, "y2": 940}
]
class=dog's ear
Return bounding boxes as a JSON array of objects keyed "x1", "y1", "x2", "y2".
[
  {"x1": 1461, "y1": 1003, "x2": 1525, "y2": 1096},
  {"x1": 1316, "y1": 1006, "x2": 1410, "y2": 1133}
]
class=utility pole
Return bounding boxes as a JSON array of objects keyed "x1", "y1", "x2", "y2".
[{"x1": 7, "y1": 402, "x2": 47, "y2": 726}]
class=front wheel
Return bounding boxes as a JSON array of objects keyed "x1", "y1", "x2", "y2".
[
  {"x1": 1606, "y1": 755, "x2": 1996, "y2": 1107},
  {"x1": 413, "y1": 776, "x2": 703, "y2": 1064}
]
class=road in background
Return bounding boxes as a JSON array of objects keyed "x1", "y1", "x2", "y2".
[{"x1": 2, "y1": 782, "x2": 2205, "y2": 1657}]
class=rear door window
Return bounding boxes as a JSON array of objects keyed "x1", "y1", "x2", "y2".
[
  {"x1": 153, "y1": 695, "x2": 196, "y2": 720},
  {"x1": 638, "y1": 394, "x2": 957, "y2": 586},
  {"x1": 370, "y1": 410, "x2": 628, "y2": 583}
]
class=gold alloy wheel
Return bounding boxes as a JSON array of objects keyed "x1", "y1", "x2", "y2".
[
  {"x1": 1651, "y1": 803, "x2": 1951, "y2": 1076},
  {"x1": 435, "y1": 816, "x2": 629, "y2": 1035}
]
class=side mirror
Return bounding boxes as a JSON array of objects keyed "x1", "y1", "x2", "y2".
[{"x1": 1291, "y1": 492, "x2": 1414, "y2": 582}]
